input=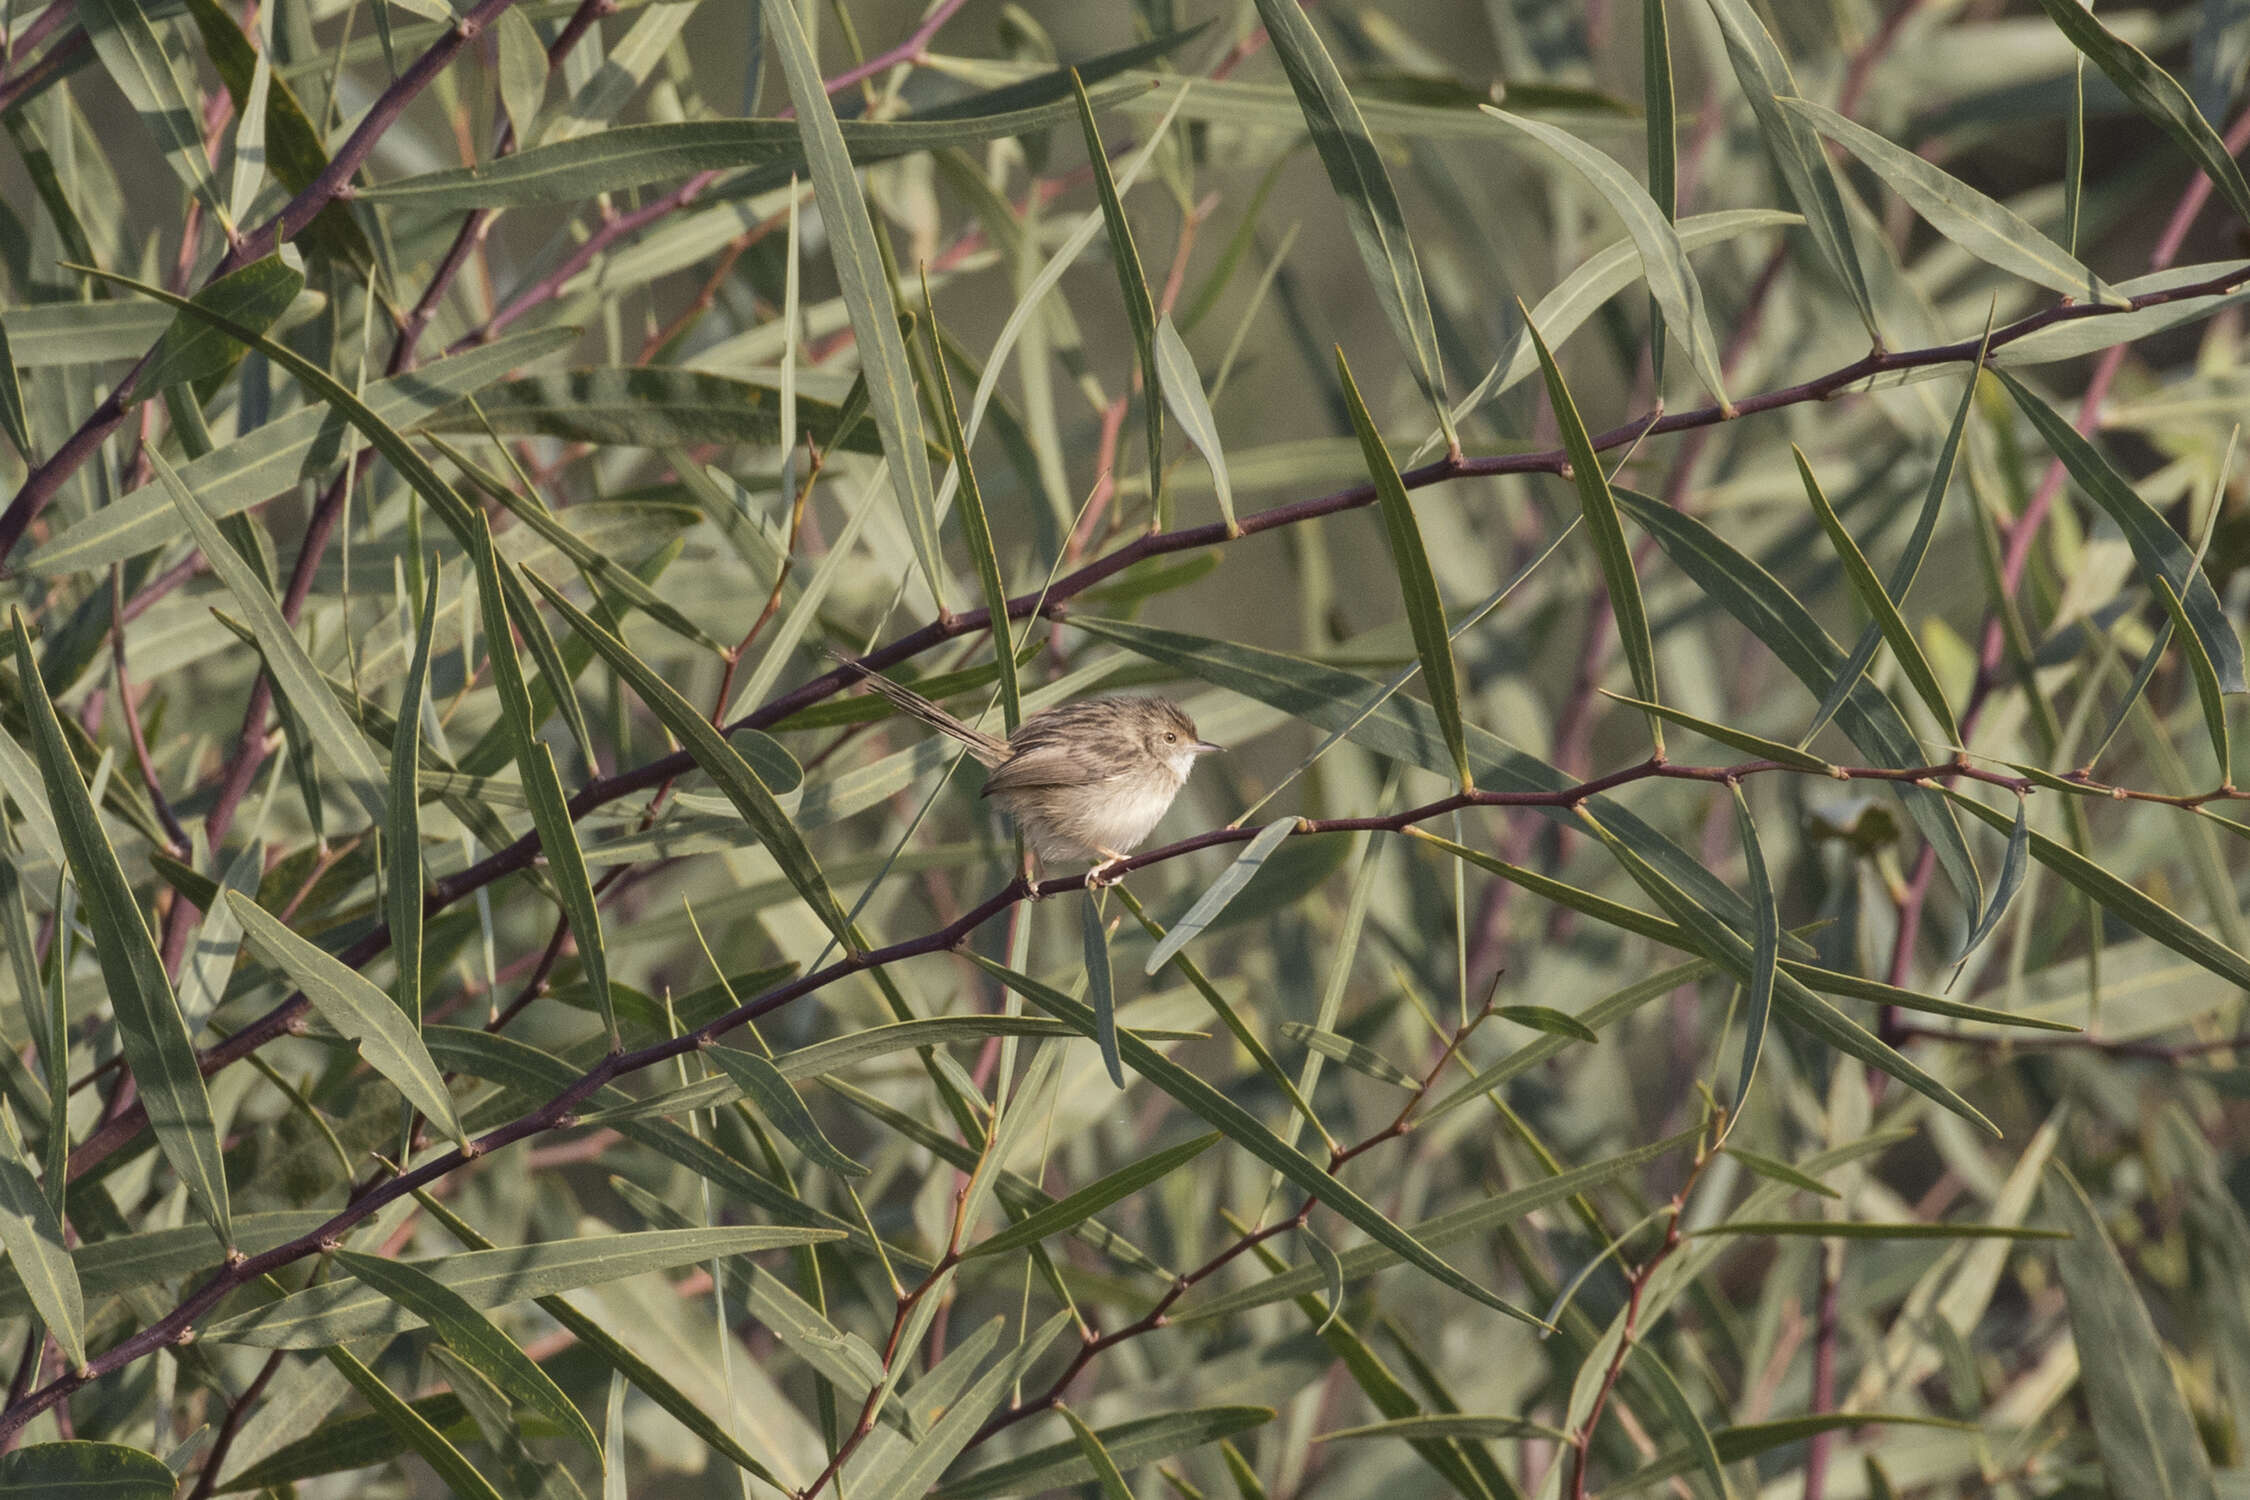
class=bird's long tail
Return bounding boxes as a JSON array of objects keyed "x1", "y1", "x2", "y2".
[{"x1": 827, "y1": 651, "x2": 1012, "y2": 767}]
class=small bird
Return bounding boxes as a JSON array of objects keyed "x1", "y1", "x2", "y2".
[{"x1": 831, "y1": 654, "x2": 1221, "y2": 888}]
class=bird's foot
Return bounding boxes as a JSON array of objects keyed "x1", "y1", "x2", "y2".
[{"x1": 1087, "y1": 850, "x2": 1132, "y2": 890}]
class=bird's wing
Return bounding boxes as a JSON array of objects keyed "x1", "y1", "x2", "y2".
[{"x1": 980, "y1": 745, "x2": 1116, "y2": 798}]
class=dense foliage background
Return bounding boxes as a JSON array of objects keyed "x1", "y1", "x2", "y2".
[{"x1": 2, "y1": 0, "x2": 2250, "y2": 1494}]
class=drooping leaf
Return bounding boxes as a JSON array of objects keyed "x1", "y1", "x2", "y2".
[
  {"x1": 1072, "y1": 69, "x2": 1166, "y2": 525},
  {"x1": 140, "y1": 254, "x2": 304, "y2": 397},
  {"x1": 1155, "y1": 314, "x2": 1239, "y2": 534},
  {"x1": 702, "y1": 1047, "x2": 867, "y2": 1178},
  {"x1": 934, "y1": 1407, "x2": 1276, "y2": 1499},
  {"x1": 27, "y1": 328, "x2": 578, "y2": 578},
  {"x1": 759, "y1": 0, "x2": 948, "y2": 607},
  {"x1": 8, "y1": 612, "x2": 230, "y2": 1244},
  {"x1": 0, "y1": 1442, "x2": 177, "y2": 1498},
  {"x1": 966, "y1": 1133, "x2": 1220, "y2": 1261},
  {"x1": 1146, "y1": 817, "x2": 1298, "y2": 975},
  {"x1": 1701, "y1": 0, "x2": 1877, "y2": 334},
  {"x1": 1793, "y1": 445, "x2": 1963, "y2": 749},
  {"x1": 324, "y1": 1346, "x2": 505, "y2": 1500},
  {"x1": 335, "y1": 1250, "x2": 602, "y2": 1465},
  {"x1": 1783, "y1": 97, "x2": 2120, "y2": 304},
  {"x1": 2027, "y1": 0, "x2": 2250, "y2": 230},
  {"x1": 921, "y1": 305, "x2": 1021, "y2": 731},
  {"x1": 1336, "y1": 351, "x2": 1470, "y2": 787},
  {"x1": 0, "y1": 1101, "x2": 83, "y2": 1369},
  {"x1": 2047, "y1": 1163, "x2": 2225, "y2": 1500},
  {"x1": 1485, "y1": 109, "x2": 1729, "y2": 406},
  {"x1": 465, "y1": 511, "x2": 614, "y2": 1046},
  {"x1": 1528, "y1": 312, "x2": 1664, "y2": 748},
  {"x1": 1608, "y1": 487, "x2": 1984, "y2": 916},
  {"x1": 972, "y1": 955, "x2": 1533, "y2": 1322},
  {"x1": 525, "y1": 572, "x2": 859, "y2": 948},
  {"x1": 1252, "y1": 0, "x2": 1455, "y2": 448},
  {"x1": 206, "y1": 1225, "x2": 844, "y2": 1347},
  {"x1": 79, "y1": 0, "x2": 227, "y2": 221}
]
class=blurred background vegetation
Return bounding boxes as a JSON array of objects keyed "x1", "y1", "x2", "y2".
[{"x1": 2, "y1": 0, "x2": 2250, "y2": 1496}]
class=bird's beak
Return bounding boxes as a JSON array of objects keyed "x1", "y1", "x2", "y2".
[{"x1": 1191, "y1": 740, "x2": 1224, "y2": 755}]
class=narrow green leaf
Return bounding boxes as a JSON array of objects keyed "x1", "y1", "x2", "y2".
[
  {"x1": 1147, "y1": 817, "x2": 1297, "y2": 975},
  {"x1": 412, "y1": 1198, "x2": 787, "y2": 1490},
  {"x1": 1179, "y1": 1126, "x2": 1704, "y2": 1323},
  {"x1": 0, "y1": 314, "x2": 35, "y2": 460},
  {"x1": 0, "y1": 1102, "x2": 83, "y2": 1369},
  {"x1": 1620, "y1": 1413, "x2": 1973, "y2": 1490},
  {"x1": 1722, "y1": 1147, "x2": 1841, "y2": 1199},
  {"x1": 2086, "y1": 614, "x2": 2176, "y2": 771},
  {"x1": 1998, "y1": 370, "x2": 2245, "y2": 694},
  {"x1": 525, "y1": 573, "x2": 859, "y2": 949},
  {"x1": 1701, "y1": 0, "x2": 1878, "y2": 334},
  {"x1": 1691, "y1": 1221, "x2": 2067, "y2": 1240},
  {"x1": 493, "y1": 7, "x2": 547, "y2": 146},
  {"x1": 8, "y1": 613, "x2": 229, "y2": 1243},
  {"x1": 1806, "y1": 341, "x2": 1987, "y2": 744},
  {"x1": 1252, "y1": 0, "x2": 1454, "y2": 447},
  {"x1": 759, "y1": 0, "x2": 948, "y2": 607},
  {"x1": 1795, "y1": 447, "x2": 1965, "y2": 747},
  {"x1": 972, "y1": 956, "x2": 1533, "y2": 1322},
  {"x1": 703, "y1": 1047, "x2": 867, "y2": 1178},
  {"x1": 1083, "y1": 893, "x2": 1124, "y2": 1089},
  {"x1": 2027, "y1": 0, "x2": 2250, "y2": 229},
  {"x1": 354, "y1": 92, "x2": 1144, "y2": 211},
  {"x1": 209, "y1": 1225, "x2": 844, "y2": 1348},
  {"x1": 1424, "y1": 209, "x2": 1800, "y2": 461},
  {"x1": 1956, "y1": 796, "x2": 2030, "y2": 967},
  {"x1": 423, "y1": 366, "x2": 882, "y2": 455},
  {"x1": 1484, "y1": 109, "x2": 1729, "y2": 407},
  {"x1": 466, "y1": 512, "x2": 614, "y2": 1047},
  {"x1": 152, "y1": 450, "x2": 388, "y2": 827},
  {"x1": 1577, "y1": 806, "x2": 1998, "y2": 1134},
  {"x1": 1495, "y1": 1006, "x2": 1601, "y2": 1045},
  {"x1": 1072, "y1": 69, "x2": 1165, "y2": 525},
  {"x1": 1610, "y1": 486, "x2": 1984, "y2": 915},
  {"x1": 0, "y1": 1442, "x2": 177, "y2": 1498},
  {"x1": 1060, "y1": 1406, "x2": 1137, "y2": 1500},
  {"x1": 968, "y1": 1133, "x2": 1218, "y2": 1262},
  {"x1": 1786, "y1": 94, "x2": 2121, "y2": 303},
  {"x1": 389, "y1": 570, "x2": 439, "y2": 1024},
  {"x1": 1335, "y1": 351, "x2": 1470, "y2": 787},
  {"x1": 227, "y1": 891, "x2": 467, "y2": 1151},
  {"x1": 79, "y1": 0, "x2": 226, "y2": 221},
  {"x1": 1304, "y1": 1225, "x2": 1346, "y2": 1334},
  {"x1": 862, "y1": 1314, "x2": 1071, "y2": 1500},
  {"x1": 2047, "y1": 1162, "x2": 2221, "y2": 1498},
  {"x1": 1321, "y1": 1414, "x2": 1568, "y2": 1443},
  {"x1": 1599, "y1": 692, "x2": 1829, "y2": 771},
  {"x1": 2153, "y1": 575, "x2": 2232, "y2": 780},
  {"x1": 935, "y1": 1408, "x2": 1276, "y2": 1500},
  {"x1": 1155, "y1": 315, "x2": 1238, "y2": 535},
  {"x1": 29, "y1": 328, "x2": 579, "y2": 578},
  {"x1": 1948, "y1": 789, "x2": 2250, "y2": 990},
  {"x1": 325, "y1": 1346, "x2": 504, "y2": 1500},
  {"x1": 141, "y1": 255, "x2": 303, "y2": 397},
  {"x1": 1643, "y1": 0, "x2": 1678, "y2": 392},
  {"x1": 430, "y1": 435, "x2": 722, "y2": 655},
  {"x1": 921, "y1": 304, "x2": 1020, "y2": 731},
  {"x1": 1069, "y1": 616, "x2": 1783, "y2": 945},
  {"x1": 1528, "y1": 315, "x2": 1663, "y2": 747},
  {"x1": 1280, "y1": 1022, "x2": 1421, "y2": 1087},
  {"x1": 336, "y1": 1251, "x2": 601, "y2": 1466}
]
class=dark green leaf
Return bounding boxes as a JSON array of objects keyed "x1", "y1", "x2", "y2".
[
  {"x1": 1072, "y1": 69, "x2": 1165, "y2": 525},
  {"x1": 1251, "y1": 0, "x2": 1454, "y2": 447},
  {"x1": 0, "y1": 1442, "x2": 177, "y2": 1498},
  {"x1": 1494, "y1": 1007, "x2": 1600, "y2": 1045},
  {"x1": 1998, "y1": 370, "x2": 2245, "y2": 694},
  {"x1": 7, "y1": 612, "x2": 230, "y2": 1243},
  {"x1": 227, "y1": 891, "x2": 466, "y2": 1150},
  {"x1": 935, "y1": 1407, "x2": 1276, "y2": 1499},
  {"x1": 335, "y1": 1250, "x2": 601, "y2": 1465},
  {"x1": 2047, "y1": 1166, "x2": 2222, "y2": 1497},
  {"x1": 703, "y1": 1047, "x2": 867, "y2": 1178},
  {"x1": 1336, "y1": 352, "x2": 1470, "y2": 786}
]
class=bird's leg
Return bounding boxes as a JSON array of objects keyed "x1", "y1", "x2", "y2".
[
  {"x1": 1020, "y1": 844, "x2": 1047, "y2": 900},
  {"x1": 1086, "y1": 847, "x2": 1133, "y2": 890}
]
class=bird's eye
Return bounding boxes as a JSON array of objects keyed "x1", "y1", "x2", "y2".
[{"x1": 1164, "y1": 731, "x2": 1177, "y2": 742}]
